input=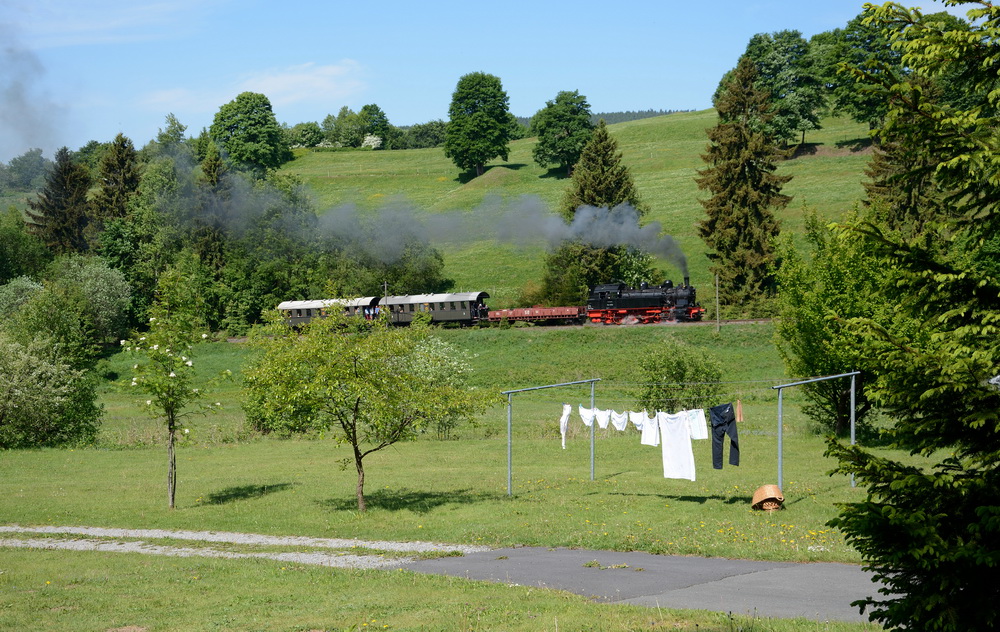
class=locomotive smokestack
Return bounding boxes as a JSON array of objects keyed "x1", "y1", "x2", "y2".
[{"x1": 684, "y1": 276, "x2": 690, "y2": 287}]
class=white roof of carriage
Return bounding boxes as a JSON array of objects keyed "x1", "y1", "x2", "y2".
[
  {"x1": 380, "y1": 291, "x2": 489, "y2": 305},
  {"x1": 277, "y1": 297, "x2": 377, "y2": 310}
]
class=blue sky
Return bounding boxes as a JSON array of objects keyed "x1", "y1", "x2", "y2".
[{"x1": 0, "y1": 0, "x2": 966, "y2": 163}]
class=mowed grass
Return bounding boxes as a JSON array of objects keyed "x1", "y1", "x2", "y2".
[
  {"x1": 0, "y1": 551, "x2": 881, "y2": 632},
  {"x1": 2, "y1": 323, "x2": 899, "y2": 630},
  {"x1": 284, "y1": 111, "x2": 872, "y2": 303},
  {"x1": 8, "y1": 323, "x2": 876, "y2": 565}
]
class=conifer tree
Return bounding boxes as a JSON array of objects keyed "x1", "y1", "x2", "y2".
[
  {"x1": 560, "y1": 120, "x2": 646, "y2": 220},
  {"x1": 822, "y1": 5, "x2": 1000, "y2": 629},
  {"x1": 25, "y1": 147, "x2": 92, "y2": 254},
  {"x1": 697, "y1": 55, "x2": 789, "y2": 315},
  {"x1": 91, "y1": 133, "x2": 141, "y2": 222},
  {"x1": 537, "y1": 121, "x2": 652, "y2": 306}
]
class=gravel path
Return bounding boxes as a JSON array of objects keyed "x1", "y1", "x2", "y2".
[{"x1": 0, "y1": 525, "x2": 491, "y2": 570}]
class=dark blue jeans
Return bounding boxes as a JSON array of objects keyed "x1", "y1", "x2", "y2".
[{"x1": 709, "y1": 402, "x2": 740, "y2": 469}]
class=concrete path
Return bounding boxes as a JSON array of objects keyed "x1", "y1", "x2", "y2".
[{"x1": 400, "y1": 546, "x2": 878, "y2": 623}]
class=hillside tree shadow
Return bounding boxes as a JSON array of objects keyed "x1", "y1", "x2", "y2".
[
  {"x1": 454, "y1": 163, "x2": 529, "y2": 184},
  {"x1": 836, "y1": 137, "x2": 873, "y2": 152},
  {"x1": 206, "y1": 482, "x2": 293, "y2": 505},
  {"x1": 318, "y1": 487, "x2": 503, "y2": 513}
]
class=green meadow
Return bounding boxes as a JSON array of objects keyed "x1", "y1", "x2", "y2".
[
  {"x1": 285, "y1": 111, "x2": 871, "y2": 305},
  {"x1": 1, "y1": 115, "x2": 889, "y2": 630}
]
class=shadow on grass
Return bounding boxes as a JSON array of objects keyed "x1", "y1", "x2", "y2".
[
  {"x1": 539, "y1": 167, "x2": 570, "y2": 179},
  {"x1": 319, "y1": 487, "x2": 503, "y2": 513},
  {"x1": 206, "y1": 482, "x2": 293, "y2": 505},
  {"x1": 605, "y1": 491, "x2": 750, "y2": 505},
  {"x1": 455, "y1": 163, "x2": 529, "y2": 184},
  {"x1": 835, "y1": 137, "x2": 873, "y2": 152}
]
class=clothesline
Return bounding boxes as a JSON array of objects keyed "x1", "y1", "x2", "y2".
[{"x1": 563, "y1": 405, "x2": 740, "y2": 481}]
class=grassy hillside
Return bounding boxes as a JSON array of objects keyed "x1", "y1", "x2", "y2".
[{"x1": 284, "y1": 111, "x2": 872, "y2": 306}]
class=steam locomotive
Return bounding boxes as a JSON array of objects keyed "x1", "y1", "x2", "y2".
[
  {"x1": 277, "y1": 278, "x2": 704, "y2": 328},
  {"x1": 490, "y1": 277, "x2": 704, "y2": 325}
]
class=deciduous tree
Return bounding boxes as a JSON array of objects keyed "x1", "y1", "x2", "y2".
[
  {"x1": 243, "y1": 313, "x2": 493, "y2": 511},
  {"x1": 210, "y1": 92, "x2": 292, "y2": 176},
  {"x1": 444, "y1": 72, "x2": 512, "y2": 176},
  {"x1": 0, "y1": 332, "x2": 101, "y2": 449},
  {"x1": 740, "y1": 30, "x2": 824, "y2": 144},
  {"x1": 531, "y1": 90, "x2": 594, "y2": 176},
  {"x1": 124, "y1": 253, "x2": 217, "y2": 509}
]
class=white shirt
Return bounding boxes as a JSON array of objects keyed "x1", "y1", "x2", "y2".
[{"x1": 659, "y1": 412, "x2": 696, "y2": 480}]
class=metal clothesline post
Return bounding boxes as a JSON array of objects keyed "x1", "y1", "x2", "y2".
[
  {"x1": 503, "y1": 378, "x2": 601, "y2": 497},
  {"x1": 771, "y1": 371, "x2": 860, "y2": 490}
]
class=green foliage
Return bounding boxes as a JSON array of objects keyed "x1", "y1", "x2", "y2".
[
  {"x1": 636, "y1": 337, "x2": 723, "y2": 413},
  {"x1": 397, "y1": 119, "x2": 447, "y2": 149},
  {"x1": 0, "y1": 276, "x2": 42, "y2": 318},
  {"x1": 742, "y1": 29, "x2": 824, "y2": 144},
  {"x1": 816, "y1": 11, "x2": 901, "y2": 129},
  {"x1": 531, "y1": 90, "x2": 595, "y2": 175},
  {"x1": 90, "y1": 133, "x2": 141, "y2": 224},
  {"x1": 124, "y1": 253, "x2": 218, "y2": 508},
  {"x1": 823, "y1": 4, "x2": 1000, "y2": 630},
  {"x1": 774, "y1": 210, "x2": 895, "y2": 435},
  {"x1": 288, "y1": 121, "x2": 323, "y2": 148},
  {"x1": 25, "y1": 146, "x2": 92, "y2": 254},
  {"x1": 0, "y1": 205, "x2": 50, "y2": 284},
  {"x1": 0, "y1": 332, "x2": 101, "y2": 449},
  {"x1": 560, "y1": 120, "x2": 646, "y2": 220},
  {"x1": 6, "y1": 255, "x2": 131, "y2": 368},
  {"x1": 698, "y1": 56, "x2": 788, "y2": 316},
  {"x1": 536, "y1": 120, "x2": 653, "y2": 305},
  {"x1": 358, "y1": 103, "x2": 396, "y2": 149},
  {"x1": 243, "y1": 312, "x2": 495, "y2": 511},
  {"x1": 444, "y1": 72, "x2": 513, "y2": 176},
  {"x1": 0, "y1": 147, "x2": 51, "y2": 191},
  {"x1": 210, "y1": 92, "x2": 292, "y2": 176}
]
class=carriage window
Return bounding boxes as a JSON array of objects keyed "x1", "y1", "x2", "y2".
[
  {"x1": 461, "y1": 301, "x2": 468, "y2": 309},
  {"x1": 450, "y1": 302, "x2": 456, "y2": 310},
  {"x1": 296, "y1": 309, "x2": 302, "y2": 317},
  {"x1": 408, "y1": 304, "x2": 414, "y2": 312},
  {"x1": 438, "y1": 303, "x2": 445, "y2": 310},
  {"x1": 306, "y1": 309, "x2": 312, "y2": 317}
]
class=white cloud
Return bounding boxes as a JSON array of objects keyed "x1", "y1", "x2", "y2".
[
  {"x1": 9, "y1": 0, "x2": 224, "y2": 48},
  {"x1": 236, "y1": 61, "x2": 367, "y2": 108},
  {"x1": 137, "y1": 61, "x2": 367, "y2": 116}
]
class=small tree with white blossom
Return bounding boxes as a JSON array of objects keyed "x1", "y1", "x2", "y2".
[{"x1": 124, "y1": 254, "x2": 226, "y2": 508}]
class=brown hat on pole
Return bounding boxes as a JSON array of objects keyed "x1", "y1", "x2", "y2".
[{"x1": 751, "y1": 485, "x2": 784, "y2": 511}]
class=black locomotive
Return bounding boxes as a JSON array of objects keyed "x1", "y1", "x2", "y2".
[{"x1": 586, "y1": 278, "x2": 704, "y2": 323}]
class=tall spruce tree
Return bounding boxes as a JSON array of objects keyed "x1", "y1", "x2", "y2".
[
  {"x1": 560, "y1": 120, "x2": 646, "y2": 220},
  {"x1": 822, "y1": 4, "x2": 1000, "y2": 630},
  {"x1": 91, "y1": 133, "x2": 141, "y2": 223},
  {"x1": 25, "y1": 147, "x2": 93, "y2": 254},
  {"x1": 537, "y1": 121, "x2": 652, "y2": 306},
  {"x1": 697, "y1": 55, "x2": 788, "y2": 315}
]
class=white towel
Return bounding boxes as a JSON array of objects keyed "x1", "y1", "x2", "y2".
[
  {"x1": 559, "y1": 404, "x2": 572, "y2": 449},
  {"x1": 640, "y1": 411, "x2": 660, "y2": 446},
  {"x1": 683, "y1": 408, "x2": 709, "y2": 440}
]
